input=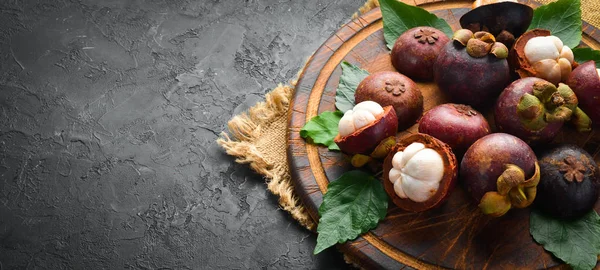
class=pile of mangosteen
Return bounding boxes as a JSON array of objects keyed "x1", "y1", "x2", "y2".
[{"x1": 334, "y1": 0, "x2": 600, "y2": 220}]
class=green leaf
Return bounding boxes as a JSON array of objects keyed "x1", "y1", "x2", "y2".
[
  {"x1": 314, "y1": 170, "x2": 388, "y2": 254},
  {"x1": 530, "y1": 210, "x2": 600, "y2": 270},
  {"x1": 528, "y1": 0, "x2": 582, "y2": 48},
  {"x1": 379, "y1": 0, "x2": 453, "y2": 50},
  {"x1": 335, "y1": 62, "x2": 369, "y2": 113},
  {"x1": 573, "y1": 47, "x2": 600, "y2": 68},
  {"x1": 300, "y1": 111, "x2": 343, "y2": 150}
]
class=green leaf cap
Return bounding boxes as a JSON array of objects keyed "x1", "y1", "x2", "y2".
[
  {"x1": 516, "y1": 81, "x2": 591, "y2": 132},
  {"x1": 453, "y1": 29, "x2": 508, "y2": 59},
  {"x1": 479, "y1": 162, "x2": 540, "y2": 217}
]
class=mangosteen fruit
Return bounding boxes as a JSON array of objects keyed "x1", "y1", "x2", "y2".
[
  {"x1": 418, "y1": 103, "x2": 490, "y2": 156},
  {"x1": 460, "y1": 0, "x2": 533, "y2": 48},
  {"x1": 391, "y1": 26, "x2": 450, "y2": 81},
  {"x1": 334, "y1": 101, "x2": 398, "y2": 155},
  {"x1": 495, "y1": 77, "x2": 590, "y2": 144},
  {"x1": 461, "y1": 133, "x2": 540, "y2": 217},
  {"x1": 510, "y1": 29, "x2": 576, "y2": 85},
  {"x1": 535, "y1": 144, "x2": 599, "y2": 219},
  {"x1": 433, "y1": 29, "x2": 510, "y2": 108},
  {"x1": 355, "y1": 71, "x2": 423, "y2": 130},
  {"x1": 567, "y1": 60, "x2": 600, "y2": 127},
  {"x1": 383, "y1": 133, "x2": 458, "y2": 212}
]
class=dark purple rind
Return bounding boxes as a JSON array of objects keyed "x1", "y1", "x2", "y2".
[
  {"x1": 461, "y1": 133, "x2": 537, "y2": 203},
  {"x1": 567, "y1": 61, "x2": 600, "y2": 126},
  {"x1": 433, "y1": 42, "x2": 510, "y2": 108},
  {"x1": 418, "y1": 103, "x2": 490, "y2": 156},
  {"x1": 535, "y1": 144, "x2": 599, "y2": 219},
  {"x1": 355, "y1": 71, "x2": 423, "y2": 131},
  {"x1": 391, "y1": 27, "x2": 450, "y2": 81}
]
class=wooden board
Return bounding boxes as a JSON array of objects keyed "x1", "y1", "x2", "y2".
[{"x1": 287, "y1": 1, "x2": 600, "y2": 269}]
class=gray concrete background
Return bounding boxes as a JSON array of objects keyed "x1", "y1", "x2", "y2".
[{"x1": 0, "y1": 0, "x2": 363, "y2": 268}]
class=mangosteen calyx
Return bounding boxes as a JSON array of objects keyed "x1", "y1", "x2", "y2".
[
  {"x1": 384, "y1": 79, "x2": 406, "y2": 96},
  {"x1": 479, "y1": 162, "x2": 541, "y2": 217},
  {"x1": 516, "y1": 81, "x2": 591, "y2": 132},
  {"x1": 559, "y1": 156, "x2": 586, "y2": 183},
  {"x1": 453, "y1": 29, "x2": 508, "y2": 59},
  {"x1": 414, "y1": 28, "x2": 440, "y2": 45},
  {"x1": 453, "y1": 104, "x2": 478, "y2": 116}
]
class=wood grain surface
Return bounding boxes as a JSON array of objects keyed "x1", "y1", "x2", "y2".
[{"x1": 287, "y1": 1, "x2": 600, "y2": 269}]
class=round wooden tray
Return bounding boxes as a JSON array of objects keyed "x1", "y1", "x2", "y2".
[{"x1": 287, "y1": 1, "x2": 600, "y2": 269}]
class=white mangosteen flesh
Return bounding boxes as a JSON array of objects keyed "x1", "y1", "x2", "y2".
[
  {"x1": 388, "y1": 142, "x2": 444, "y2": 202},
  {"x1": 524, "y1": 35, "x2": 574, "y2": 84},
  {"x1": 338, "y1": 101, "x2": 384, "y2": 137}
]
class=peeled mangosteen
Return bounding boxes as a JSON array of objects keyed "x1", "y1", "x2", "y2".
[
  {"x1": 460, "y1": 1, "x2": 533, "y2": 49},
  {"x1": 567, "y1": 60, "x2": 600, "y2": 127},
  {"x1": 391, "y1": 26, "x2": 450, "y2": 81},
  {"x1": 433, "y1": 30, "x2": 510, "y2": 108},
  {"x1": 418, "y1": 103, "x2": 490, "y2": 156},
  {"x1": 383, "y1": 133, "x2": 458, "y2": 212},
  {"x1": 495, "y1": 77, "x2": 590, "y2": 144},
  {"x1": 334, "y1": 101, "x2": 398, "y2": 155},
  {"x1": 355, "y1": 71, "x2": 423, "y2": 130},
  {"x1": 535, "y1": 145, "x2": 599, "y2": 219},
  {"x1": 461, "y1": 133, "x2": 540, "y2": 217},
  {"x1": 509, "y1": 29, "x2": 576, "y2": 85}
]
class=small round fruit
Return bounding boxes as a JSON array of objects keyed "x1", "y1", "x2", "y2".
[
  {"x1": 355, "y1": 71, "x2": 423, "y2": 130},
  {"x1": 418, "y1": 103, "x2": 490, "y2": 155},
  {"x1": 434, "y1": 30, "x2": 511, "y2": 108},
  {"x1": 567, "y1": 60, "x2": 600, "y2": 126},
  {"x1": 334, "y1": 101, "x2": 398, "y2": 155},
  {"x1": 461, "y1": 133, "x2": 540, "y2": 217},
  {"x1": 494, "y1": 77, "x2": 583, "y2": 144},
  {"x1": 391, "y1": 27, "x2": 450, "y2": 81},
  {"x1": 535, "y1": 144, "x2": 599, "y2": 219},
  {"x1": 383, "y1": 133, "x2": 458, "y2": 212}
]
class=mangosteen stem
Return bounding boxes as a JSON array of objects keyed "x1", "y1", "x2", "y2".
[
  {"x1": 478, "y1": 162, "x2": 540, "y2": 216},
  {"x1": 532, "y1": 81, "x2": 558, "y2": 104},
  {"x1": 570, "y1": 107, "x2": 592, "y2": 132}
]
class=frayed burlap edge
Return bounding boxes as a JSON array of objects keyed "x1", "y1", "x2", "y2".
[{"x1": 216, "y1": 79, "x2": 318, "y2": 231}]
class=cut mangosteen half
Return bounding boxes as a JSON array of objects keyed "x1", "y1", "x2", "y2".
[
  {"x1": 334, "y1": 101, "x2": 398, "y2": 155},
  {"x1": 383, "y1": 133, "x2": 458, "y2": 212},
  {"x1": 510, "y1": 29, "x2": 576, "y2": 85}
]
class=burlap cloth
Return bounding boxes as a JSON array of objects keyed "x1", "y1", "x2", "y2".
[{"x1": 217, "y1": 0, "x2": 600, "y2": 234}]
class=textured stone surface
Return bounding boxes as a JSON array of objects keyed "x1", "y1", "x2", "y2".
[{"x1": 0, "y1": 0, "x2": 362, "y2": 268}]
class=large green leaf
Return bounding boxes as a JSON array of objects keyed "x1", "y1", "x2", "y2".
[
  {"x1": 379, "y1": 0, "x2": 453, "y2": 50},
  {"x1": 573, "y1": 47, "x2": 600, "y2": 68},
  {"x1": 528, "y1": 0, "x2": 582, "y2": 48},
  {"x1": 314, "y1": 170, "x2": 388, "y2": 254},
  {"x1": 530, "y1": 210, "x2": 600, "y2": 270},
  {"x1": 300, "y1": 111, "x2": 343, "y2": 150},
  {"x1": 335, "y1": 62, "x2": 369, "y2": 113}
]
